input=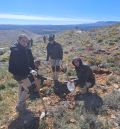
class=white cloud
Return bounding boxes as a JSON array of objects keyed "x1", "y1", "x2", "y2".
[{"x1": 0, "y1": 13, "x2": 97, "y2": 24}]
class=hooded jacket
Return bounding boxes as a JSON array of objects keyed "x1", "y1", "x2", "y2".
[
  {"x1": 72, "y1": 58, "x2": 95, "y2": 88},
  {"x1": 8, "y1": 43, "x2": 35, "y2": 77}
]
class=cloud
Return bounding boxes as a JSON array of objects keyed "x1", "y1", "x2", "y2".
[{"x1": 0, "y1": 13, "x2": 97, "y2": 24}]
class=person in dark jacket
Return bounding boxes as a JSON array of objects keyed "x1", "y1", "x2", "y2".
[
  {"x1": 46, "y1": 34, "x2": 63, "y2": 81},
  {"x1": 43, "y1": 35, "x2": 47, "y2": 43},
  {"x1": 9, "y1": 34, "x2": 36, "y2": 113},
  {"x1": 72, "y1": 57, "x2": 95, "y2": 93}
]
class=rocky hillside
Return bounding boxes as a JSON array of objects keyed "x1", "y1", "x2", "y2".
[{"x1": 0, "y1": 24, "x2": 120, "y2": 129}]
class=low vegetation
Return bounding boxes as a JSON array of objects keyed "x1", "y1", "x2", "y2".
[{"x1": 0, "y1": 24, "x2": 120, "y2": 129}]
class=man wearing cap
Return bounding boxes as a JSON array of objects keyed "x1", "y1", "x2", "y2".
[
  {"x1": 46, "y1": 34, "x2": 63, "y2": 81},
  {"x1": 8, "y1": 34, "x2": 36, "y2": 113}
]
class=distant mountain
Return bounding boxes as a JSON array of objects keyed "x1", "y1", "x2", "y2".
[
  {"x1": 83, "y1": 21, "x2": 120, "y2": 27},
  {"x1": 0, "y1": 21, "x2": 119, "y2": 34},
  {"x1": 75, "y1": 21, "x2": 120, "y2": 30}
]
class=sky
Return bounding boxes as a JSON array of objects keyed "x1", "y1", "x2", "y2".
[{"x1": 0, "y1": 0, "x2": 120, "y2": 25}]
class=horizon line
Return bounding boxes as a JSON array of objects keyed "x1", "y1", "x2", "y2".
[{"x1": 0, "y1": 13, "x2": 120, "y2": 25}]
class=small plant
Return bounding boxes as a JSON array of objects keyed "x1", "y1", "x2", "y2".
[
  {"x1": 109, "y1": 41, "x2": 116, "y2": 45},
  {"x1": 0, "y1": 53, "x2": 9, "y2": 62},
  {"x1": 39, "y1": 118, "x2": 48, "y2": 129},
  {"x1": 6, "y1": 80, "x2": 18, "y2": 88},
  {"x1": 0, "y1": 94, "x2": 2, "y2": 101},
  {"x1": 0, "y1": 83, "x2": 6, "y2": 90},
  {"x1": 97, "y1": 39, "x2": 103, "y2": 43},
  {"x1": 87, "y1": 57, "x2": 102, "y2": 66},
  {"x1": 103, "y1": 90, "x2": 120, "y2": 110},
  {"x1": 106, "y1": 74, "x2": 120, "y2": 85}
]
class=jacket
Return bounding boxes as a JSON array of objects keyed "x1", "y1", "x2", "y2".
[
  {"x1": 8, "y1": 43, "x2": 35, "y2": 78},
  {"x1": 46, "y1": 41, "x2": 63, "y2": 61},
  {"x1": 75, "y1": 64, "x2": 95, "y2": 88}
]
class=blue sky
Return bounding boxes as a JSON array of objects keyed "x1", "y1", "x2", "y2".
[{"x1": 0, "y1": 0, "x2": 120, "y2": 25}]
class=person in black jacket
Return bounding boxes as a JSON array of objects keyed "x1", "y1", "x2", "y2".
[
  {"x1": 46, "y1": 34, "x2": 63, "y2": 81},
  {"x1": 9, "y1": 34, "x2": 36, "y2": 113},
  {"x1": 72, "y1": 57, "x2": 95, "y2": 93}
]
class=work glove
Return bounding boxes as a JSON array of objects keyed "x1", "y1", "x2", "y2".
[{"x1": 30, "y1": 70, "x2": 37, "y2": 76}]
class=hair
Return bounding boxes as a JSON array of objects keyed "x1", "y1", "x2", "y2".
[
  {"x1": 72, "y1": 57, "x2": 83, "y2": 66},
  {"x1": 18, "y1": 34, "x2": 29, "y2": 40}
]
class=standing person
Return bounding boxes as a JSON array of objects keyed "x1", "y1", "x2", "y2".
[
  {"x1": 72, "y1": 57, "x2": 95, "y2": 93},
  {"x1": 28, "y1": 38, "x2": 33, "y2": 49},
  {"x1": 43, "y1": 35, "x2": 47, "y2": 43},
  {"x1": 46, "y1": 34, "x2": 63, "y2": 81},
  {"x1": 8, "y1": 34, "x2": 36, "y2": 113}
]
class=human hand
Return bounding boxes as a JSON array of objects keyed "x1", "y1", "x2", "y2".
[{"x1": 30, "y1": 70, "x2": 37, "y2": 76}]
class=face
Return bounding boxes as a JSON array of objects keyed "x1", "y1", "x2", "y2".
[
  {"x1": 19, "y1": 37, "x2": 29, "y2": 47},
  {"x1": 73, "y1": 59, "x2": 79, "y2": 67}
]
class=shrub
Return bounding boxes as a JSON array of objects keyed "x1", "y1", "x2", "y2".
[
  {"x1": 0, "y1": 83, "x2": 6, "y2": 90},
  {"x1": 6, "y1": 80, "x2": 18, "y2": 88},
  {"x1": 87, "y1": 57, "x2": 102, "y2": 66},
  {"x1": 97, "y1": 39, "x2": 103, "y2": 43},
  {"x1": 39, "y1": 119, "x2": 48, "y2": 129},
  {"x1": 103, "y1": 90, "x2": 120, "y2": 110}
]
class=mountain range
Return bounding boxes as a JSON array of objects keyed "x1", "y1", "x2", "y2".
[{"x1": 0, "y1": 21, "x2": 119, "y2": 34}]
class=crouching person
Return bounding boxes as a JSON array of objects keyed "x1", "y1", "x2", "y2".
[
  {"x1": 8, "y1": 34, "x2": 36, "y2": 113},
  {"x1": 72, "y1": 57, "x2": 95, "y2": 94}
]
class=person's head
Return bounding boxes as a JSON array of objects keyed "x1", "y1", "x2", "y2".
[
  {"x1": 72, "y1": 57, "x2": 83, "y2": 67},
  {"x1": 18, "y1": 34, "x2": 29, "y2": 47},
  {"x1": 48, "y1": 34, "x2": 55, "y2": 43}
]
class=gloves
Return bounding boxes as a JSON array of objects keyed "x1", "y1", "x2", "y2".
[{"x1": 30, "y1": 70, "x2": 37, "y2": 76}]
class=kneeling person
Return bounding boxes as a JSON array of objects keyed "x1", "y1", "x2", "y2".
[{"x1": 72, "y1": 57, "x2": 95, "y2": 94}]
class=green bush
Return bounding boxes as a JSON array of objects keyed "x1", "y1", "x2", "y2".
[
  {"x1": 0, "y1": 83, "x2": 6, "y2": 90},
  {"x1": 109, "y1": 42, "x2": 116, "y2": 45},
  {"x1": 39, "y1": 119, "x2": 48, "y2": 129},
  {"x1": 6, "y1": 80, "x2": 18, "y2": 88},
  {"x1": 97, "y1": 39, "x2": 103, "y2": 43},
  {"x1": 103, "y1": 90, "x2": 120, "y2": 110},
  {"x1": 87, "y1": 57, "x2": 101, "y2": 66}
]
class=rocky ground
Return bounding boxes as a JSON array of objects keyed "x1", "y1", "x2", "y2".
[{"x1": 0, "y1": 24, "x2": 120, "y2": 129}]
